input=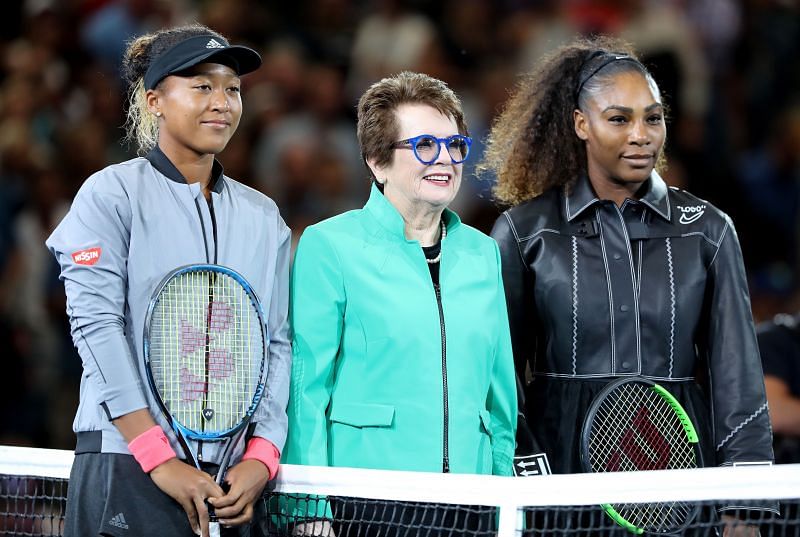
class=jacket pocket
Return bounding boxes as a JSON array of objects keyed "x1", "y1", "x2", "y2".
[
  {"x1": 329, "y1": 402, "x2": 395, "y2": 428},
  {"x1": 478, "y1": 409, "x2": 493, "y2": 438},
  {"x1": 478, "y1": 409, "x2": 493, "y2": 472}
]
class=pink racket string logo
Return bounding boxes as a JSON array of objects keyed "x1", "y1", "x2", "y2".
[
  {"x1": 208, "y1": 300, "x2": 233, "y2": 331},
  {"x1": 179, "y1": 367, "x2": 207, "y2": 402},
  {"x1": 178, "y1": 300, "x2": 236, "y2": 403},
  {"x1": 180, "y1": 320, "x2": 204, "y2": 355},
  {"x1": 208, "y1": 349, "x2": 234, "y2": 379}
]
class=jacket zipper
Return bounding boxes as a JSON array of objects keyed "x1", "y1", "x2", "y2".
[{"x1": 434, "y1": 282, "x2": 450, "y2": 473}]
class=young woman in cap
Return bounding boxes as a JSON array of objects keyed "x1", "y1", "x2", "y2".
[
  {"x1": 483, "y1": 35, "x2": 774, "y2": 532},
  {"x1": 47, "y1": 24, "x2": 290, "y2": 536}
]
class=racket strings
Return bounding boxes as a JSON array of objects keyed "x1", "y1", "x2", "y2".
[
  {"x1": 589, "y1": 385, "x2": 695, "y2": 473},
  {"x1": 588, "y1": 384, "x2": 698, "y2": 533},
  {"x1": 617, "y1": 500, "x2": 693, "y2": 533},
  {"x1": 149, "y1": 269, "x2": 264, "y2": 435}
]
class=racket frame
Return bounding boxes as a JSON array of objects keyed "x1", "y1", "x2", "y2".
[
  {"x1": 580, "y1": 376, "x2": 703, "y2": 535},
  {"x1": 143, "y1": 263, "x2": 269, "y2": 469}
]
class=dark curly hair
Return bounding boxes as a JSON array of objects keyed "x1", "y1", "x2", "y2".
[
  {"x1": 121, "y1": 24, "x2": 228, "y2": 154},
  {"x1": 479, "y1": 35, "x2": 667, "y2": 206}
]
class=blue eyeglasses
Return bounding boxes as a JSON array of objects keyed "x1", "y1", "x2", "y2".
[{"x1": 392, "y1": 134, "x2": 473, "y2": 165}]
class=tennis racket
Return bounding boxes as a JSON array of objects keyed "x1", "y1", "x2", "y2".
[
  {"x1": 580, "y1": 377, "x2": 702, "y2": 535},
  {"x1": 144, "y1": 264, "x2": 268, "y2": 537}
]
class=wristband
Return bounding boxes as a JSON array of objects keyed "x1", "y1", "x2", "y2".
[
  {"x1": 242, "y1": 437, "x2": 281, "y2": 479},
  {"x1": 128, "y1": 425, "x2": 177, "y2": 473}
]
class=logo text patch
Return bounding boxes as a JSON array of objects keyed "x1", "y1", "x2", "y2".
[
  {"x1": 677, "y1": 204, "x2": 706, "y2": 224},
  {"x1": 71, "y1": 247, "x2": 101, "y2": 265}
]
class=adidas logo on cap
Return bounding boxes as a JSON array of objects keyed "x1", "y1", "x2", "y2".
[{"x1": 206, "y1": 39, "x2": 225, "y2": 49}]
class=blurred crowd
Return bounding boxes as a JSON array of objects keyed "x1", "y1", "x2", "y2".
[{"x1": 0, "y1": 0, "x2": 798, "y2": 450}]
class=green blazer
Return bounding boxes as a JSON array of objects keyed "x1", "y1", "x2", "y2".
[{"x1": 284, "y1": 185, "x2": 516, "y2": 476}]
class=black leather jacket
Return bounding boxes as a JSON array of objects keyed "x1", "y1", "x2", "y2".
[{"x1": 491, "y1": 172, "x2": 774, "y2": 468}]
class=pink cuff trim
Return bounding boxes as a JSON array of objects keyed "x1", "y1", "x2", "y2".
[
  {"x1": 242, "y1": 437, "x2": 281, "y2": 479},
  {"x1": 128, "y1": 425, "x2": 177, "y2": 473}
]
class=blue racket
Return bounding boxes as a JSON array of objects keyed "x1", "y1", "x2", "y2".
[{"x1": 144, "y1": 264, "x2": 268, "y2": 536}]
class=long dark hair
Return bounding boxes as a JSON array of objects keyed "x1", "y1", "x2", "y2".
[{"x1": 479, "y1": 36, "x2": 666, "y2": 206}]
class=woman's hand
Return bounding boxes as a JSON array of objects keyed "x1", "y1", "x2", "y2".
[
  {"x1": 113, "y1": 409, "x2": 223, "y2": 535},
  {"x1": 208, "y1": 459, "x2": 271, "y2": 527},
  {"x1": 292, "y1": 520, "x2": 336, "y2": 536},
  {"x1": 149, "y1": 458, "x2": 225, "y2": 536}
]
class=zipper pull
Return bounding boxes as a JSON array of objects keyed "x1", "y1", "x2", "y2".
[{"x1": 443, "y1": 457, "x2": 450, "y2": 473}]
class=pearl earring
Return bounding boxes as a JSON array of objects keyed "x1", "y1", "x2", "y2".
[{"x1": 156, "y1": 112, "x2": 162, "y2": 117}]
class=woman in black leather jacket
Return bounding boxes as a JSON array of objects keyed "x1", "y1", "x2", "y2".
[{"x1": 481, "y1": 36, "x2": 774, "y2": 506}]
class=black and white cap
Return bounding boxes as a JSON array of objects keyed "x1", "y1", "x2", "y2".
[{"x1": 144, "y1": 34, "x2": 262, "y2": 90}]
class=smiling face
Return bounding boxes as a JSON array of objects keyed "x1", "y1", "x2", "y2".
[
  {"x1": 147, "y1": 62, "x2": 242, "y2": 158},
  {"x1": 574, "y1": 71, "x2": 666, "y2": 198},
  {"x1": 368, "y1": 103, "x2": 463, "y2": 218}
]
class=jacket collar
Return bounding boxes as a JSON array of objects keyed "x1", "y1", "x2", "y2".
[
  {"x1": 564, "y1": 171, "x2": 671, "y2": 222},
  {"x1": 146, "y1": 145, "x2": 226, "y2": 194},
  {"x1": 564, "y1": 173, "x2": 600, "y2": 221},
  {"x1": 364, "y1": 183, "x2": 461, "y2": 241},
  {"x1": 636, "y1": 171, "x2": 671, "y2": 221}
]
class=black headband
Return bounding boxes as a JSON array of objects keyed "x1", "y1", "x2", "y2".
[
  {"x1": 575, "y1": 51, "x2": 643, "y2": 102},
  {"x1": 144, "y1": 34, "x2": 262, "y2": 90}
]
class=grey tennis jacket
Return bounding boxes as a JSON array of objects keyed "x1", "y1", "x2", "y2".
[{"x1": 46, "y1": 147, "x2": 291, "y2": 464}]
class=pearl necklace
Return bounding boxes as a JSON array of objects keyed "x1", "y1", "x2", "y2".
[{"x1": 425, "y1": 219, "x2": 447, "y2": 265}]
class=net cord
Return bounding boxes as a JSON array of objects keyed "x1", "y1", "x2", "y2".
[
  {"x1": 3, "y1": 446, "x2": 800, "y2": 505},
  {"x1": 2, "y1": 447, "x2": 800, "y2": 506},
  {"x1": 3, "y1": 446, "x2": 800, "y2": 537},
  {"x1": 0, "y1": 446, "x2": 73, "y2": 480},
  {"x1": 271, "y1": 463, "x2": 800, "y2": 506}
]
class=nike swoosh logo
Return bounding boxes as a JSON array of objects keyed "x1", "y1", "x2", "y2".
[{"x1": 679, "y1": 212, "x2": 704, "y2": 224}]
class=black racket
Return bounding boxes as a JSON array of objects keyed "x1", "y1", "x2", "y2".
[
  {"x1": 580, "y1": 377, "x2": 702, "y2": 535},
  {"x1": 144, "y1": 264, "x2": 268, "y2": 537}
]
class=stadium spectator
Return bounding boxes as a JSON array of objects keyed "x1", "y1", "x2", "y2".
[
  {"x1": 757, "y1": 312, "x2": 800, "y2": 464},
  {"x1": 346, "y1": 1, "x2": 437, "y2": 100}
]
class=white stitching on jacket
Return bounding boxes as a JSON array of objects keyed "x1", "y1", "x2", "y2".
[
  {"x1": 666, "y1": 238, "x2": 675, "y2": 378},
  {"x1": 716, "y1": 403, "x2": 768, "y2": 451},
  {"x1": 680, "y1": 231, "x2": 721, "y2": 247},
  {"x1": 517, "y1": 228, "x2": 560, "y2": 242},
  {"x1": 613, "y1": 206, "x2": 642, "y2": 369},
  {"x1": 709, "y1": 221, "x2": 730, "y2": 267},
  {"x1": 572, "y1": 236, "x2": 578, "y2": 375},
  {"x1": 596, "y1": 212, "x2": 616, "y2": 370}
]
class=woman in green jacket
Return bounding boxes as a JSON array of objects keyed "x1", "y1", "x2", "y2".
[{"x1": 284, "y1": 71, "x2": 517, "y2": 535}]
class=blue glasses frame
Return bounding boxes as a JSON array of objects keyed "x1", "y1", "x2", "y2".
[{"x1": 393, "y1": 134, "x2": 473, "y2": 165}]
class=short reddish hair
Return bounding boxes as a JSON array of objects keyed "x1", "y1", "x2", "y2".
[{"x1": 357, "y1": 71, "x2": 468, "y2": 179}]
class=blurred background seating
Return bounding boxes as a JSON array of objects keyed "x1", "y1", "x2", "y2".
[{"x1": 1, "y1": 0, "x2": 798, "y2": 450}]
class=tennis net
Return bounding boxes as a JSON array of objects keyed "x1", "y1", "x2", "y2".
[{"x1": 2, "y1": 445, "x2": 800, "y2": 536}]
